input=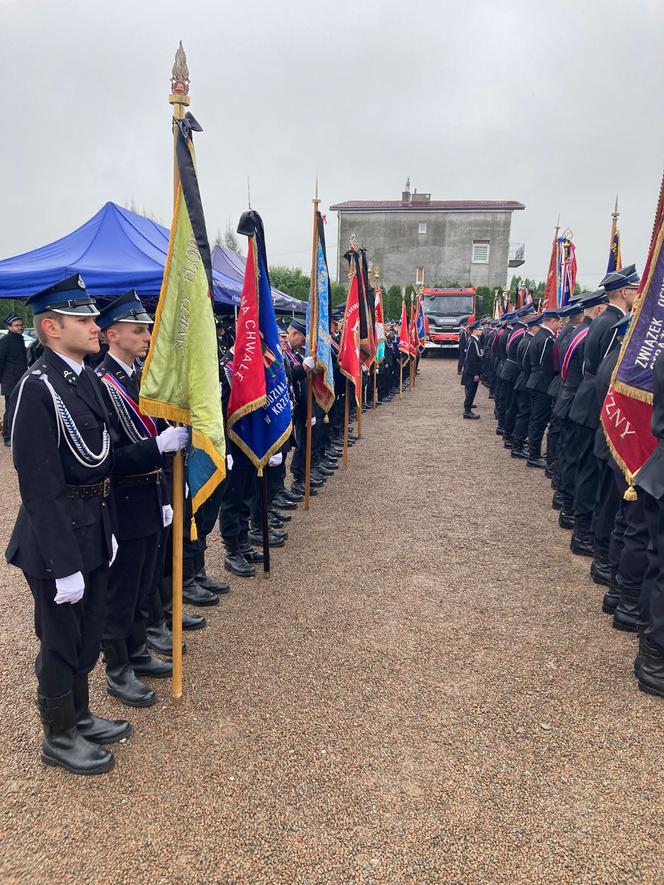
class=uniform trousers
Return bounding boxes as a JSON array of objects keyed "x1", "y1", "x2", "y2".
[
  {"x1": 512, "y1": 389, "x2": 531, "y2": 448},
  {"x1": 616, "y1": 496, "x2": 649, "y2": 593},
  {"x1": 527, "y1": 391, "x2": 552, "y2": 450},
  {"x1": 26, "y1": 562, "x2": 108, "y2": 697},
  {"x1": 104, "y1": 532, "x2": 161, "y2": 640},
  {"x1": 463, "y1": 380, "x2": 478, "y2": 413},
  {"x1": 592, "y1": 463, "x2": 622, "y2": 563},
  {"x1": 546, "y1": 413, "x2": 561, "y2": 466},
  {"x1": 219, "y1": 463, "x2": 254, "y2": 543},
  {"x1": 642, "y1": 493, "x2": 664, "y2": 651},
  {"x1": 503, "y1": 383, "x2": 518, "y2": 435},
  {"x1": 559, "y1": 419, "x2": 579, "y2": 510},
  {"x1": 572, "y1": 424, "x2": 599, "y2": 521}
]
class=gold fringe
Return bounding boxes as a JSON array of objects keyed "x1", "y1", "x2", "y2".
[{"x1": 138, "y1": 397, "x2": 190, "y2": 426}]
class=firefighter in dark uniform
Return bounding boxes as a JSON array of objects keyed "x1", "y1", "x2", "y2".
[
  {"x1": 500, "y1": 304, "x2": 535, "y2": 448},
  {"x1": 95, "y1": 292, "x2": 189, "y2": 707},
  {"x1": 568, "y1": 265, "x2": 639, "y2": 554},
  {"x1": 5, "y1": 275, "x2": 130, "y2": 775},
  {"x1": 460, "y1": 320, "x2": 482, "y2": 418},
  {"x1": 511, "y1": 313, "x2": 542, "y2": 459},
  {"x1": 525, "y1": 308, "x2": 562, "y2": 467},
  {"x1": 0, "y1": 312, "x2": 28, "y2": 446},
  {"x1": 457, "y1": 324, "x2": 469, "y2": 375},
  {"x1": 553, "y1": 291, "x2": 608, "y2": 532},
  {"x1": 494, "y1": 312, "x2": 515, "y2": 434},
  {"x1": 634, "y1": 347, "x2": 664, "y2": 699}
]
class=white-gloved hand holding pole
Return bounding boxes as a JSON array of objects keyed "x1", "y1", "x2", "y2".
[
  {"x1": 226, "y1": 453, "x2": 234, "y2": 471},
  {"x1": 54, "y1": 572, "x2": 85, "y2": 605},
  {"x1": 109, "y1": 534, "x2": 118, "y2": 567},
  {"x1": 156, "y1": 426, "x2": 189, "y2": 454},
  {"x1": 162, "y1": 505, "x2": 174, "y2": 527},
  {"x1": 303, "y1": 356, "x2": 316, "y2": 371},
  {"x1": 268, "y1": 453, "x2": 283, "y2": 467}
]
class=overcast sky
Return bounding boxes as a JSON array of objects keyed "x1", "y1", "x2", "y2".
[{"x1": 2, "y1": 0, "x2": 663, "y2": 290}]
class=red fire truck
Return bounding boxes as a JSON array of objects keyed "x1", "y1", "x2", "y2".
[{"x1": 422, "y1": 288, "x2": 477, "y2": 352}]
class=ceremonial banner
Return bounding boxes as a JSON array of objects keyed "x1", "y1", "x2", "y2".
[
  {"x1": 608, "y1": 229, "x2": 622, "y2": 274},
  {"x1": 305, "y1": 212, "x2": 335, "y2": 412},
  {"x1": 542, "y1": 229, "x2": 559, "y2": 310},
  {"x1": 374, "y1": 287, "x2": 386, "y2": 363},
  {"x1": 338, "y1": 252, "x2": 362, "y2": 405},
  {"x1": 416, "y1": 294, "x2": 426, "y2": 352},
  {"x1": 409, "y1": 298, "x2": 418, "y2": 357},
  {"x1": 358, "y1": 251, "x2": 377, "y2": 367},
  {"x1": 398, "y1": 299, "x2": 410, "y2": 360},
  {"x1": 140, "y1": 115, "x2": 225, "y2": 514},
  {"x1": 227, "y1": 210, "x2": 292, "y2": 469},
  {"x1": 557, "y1": 236, "x2": 577, "y2": 307},
  {"x1": 600, "y1": 203, "x2": 664, "y2": 492}
]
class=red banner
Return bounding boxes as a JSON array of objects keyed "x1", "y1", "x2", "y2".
[
  {"x1": 542, "y1": 231, "x2": 559, "y2": 310},
  {"x1": 227, "y1": 237, "x2": 266, "y2": 419},
  {"x1": 338, "y1": 271, "x2": 361, "y2": 405}
]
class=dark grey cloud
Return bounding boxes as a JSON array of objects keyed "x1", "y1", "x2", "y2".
[{"x1": 2, "y1": 0, "x2": 663, "y2": 289}]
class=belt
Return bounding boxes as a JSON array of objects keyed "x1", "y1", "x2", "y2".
[
  {"x1": 64, "y1": 478, "x2": 111, "y2": 499},
  {"x1": 114, "y1": 469, "x2": 163, "y2": 488}
]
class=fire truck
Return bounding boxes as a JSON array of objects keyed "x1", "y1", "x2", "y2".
[{"x1": 422, "y1": 288, "x2": 477, "y2": 352}]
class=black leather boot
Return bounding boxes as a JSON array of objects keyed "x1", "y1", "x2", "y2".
[
  {"x1": 249, "y1": 526, "x2": 286, "y2": 547},
  {"x1": 511, "y1": 445, "x2": 527, "y2": 459},
  {"x1": 612, "y1": 585, "x2": 641, "y2": 632},
  {"x1": 551, "y1": 491, "x2": 563, "y2": 510},
  {"x1": 146, "y1": 621, "x2": 186, "y2": 656},
  {"x1": 73, "y1": 675, "x2": 132, "y2": 744},
  {"x1": 527, "y1": 442, "x2": 546, "y2": 469},
  {"x1": 463, "y1": 410, "x2": 480, "y2": 420},
  {"x1": 162, "y1": 575, "x2": 205, "y2": 632},
  {"x1": 194, "y1": 552, "x2": 230, "y2": 595},
  {"x1": 602, "y1": 575, "x2": 622, "y2": 615},
  {"x1": 270, "y1": 507, "x2": 291, "y2": 523},
  {"x1": 634, "y1": 634, "x2": 659, "y2": 678},
  {"x1": 559, "y1": 509, "x2": 574, "y2": 530},
  {"x1": 38, "y1": 690, "x2": 115, "y2": 775},
  {"x1": 638, "y1": 641, "x2": 664, "y2": 698},
  {"x1": 570, "y1": 518, "x2": 594, "y2": 557},
  {"x1": 590, "y1": 559, "x2": 612, "y2": 587},
  {"x1": 224, "y1": 537, "x2": 256, "y2": 577},
  {"x1": 238, "y1": 531, "x2": 264, "y2": 563},
  {"x1": 272, "y1": 494, "x2": 297, "y2": 511},
  {"x1": 182, "y1": 557, "x2": 219, "y2": 607},
  {"x1": 127, "y1": 622, "x2": 172, "y2": 679},
  {"x1": 102, "y1": 639, "x2": 156, "y2": 708}
]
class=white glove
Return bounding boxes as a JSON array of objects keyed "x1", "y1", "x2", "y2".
[
  {"x1": 156, "y1": 426, "x2": 189, "y2": 454},
  {"x1": 303, "y1": 356, "x2": 316, "y2": 370},
  {"x1": 310, "y1": 416, "x2": 317, "y2": 427},
  {"x1": 226, "y1": 453, "x2": 234, "y2": 471},
  {"x1": 109, "y1": 534, "x2": 118, "y2": 566},
  {"x1": 54, "y1": 572, "x2": 85, "y2": 605},
  {"x1": 162, "y1": 505, "x2": 173, "y2": 527},
  {"x1": 268, "y1": 453, "x2": 283, "y2": 467}
]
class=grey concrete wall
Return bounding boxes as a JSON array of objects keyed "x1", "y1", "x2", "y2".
[{"x1": 336, "y1": 210, "x2": 514, "y2": 290}]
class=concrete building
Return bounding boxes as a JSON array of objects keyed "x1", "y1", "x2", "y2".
[{"x1": 330, "y1": 181, "x2": 525, "y2": 290}]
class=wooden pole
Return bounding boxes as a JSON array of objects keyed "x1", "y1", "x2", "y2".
[
  {"x1": 343, "y1": 379, "x2": 349, "y2": 466},
  {"x1": 259, "y1": 470, "x2": 270, "y2": 576},
  {"x1": 168, "y1": 42, "x2": 191, "y2": 702},
  {"x1": 357, "y1": 378, "x2": 363, "y2": 438},
  {"x1": 372, "y1": 362, "x2": 377, "y2": 409},
  {"x1": 303, "y1": 182, "x2": 321, "y2": 512}
]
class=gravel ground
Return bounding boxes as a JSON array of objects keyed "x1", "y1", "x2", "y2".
[{"x1": 0, "y1": 356, "x2": 662, "y2": 884}]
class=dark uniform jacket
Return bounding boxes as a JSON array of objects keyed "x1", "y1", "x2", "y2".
[
  {"x1": 0, "y1": 330, "x2": 28, "y2": 396},
  {"x1": 499, "y1": 322, "x2": 527, "y2": 382},
  {"x1": 569, "y1": 304, "x2": 625, "y2": 429},
  {"x1": 514, "y1": 331, "x2": 535, "y2": 391},
  {"x1": 96, "y1": 354, "x2": 165, "y2": 541},
  {"x1": 546, "y1": 320, "x2": 577, "y2": 400},
  {"x1": 593, "y1": 347, "x2": 621, "y2": 467},
  {"x1": 5, "y1": 349, "x2": 115, "y2": 579},
  {"x1": 461, "y1": 336, "x2": 483, "y2": 384},
  {"x1": 526, "y1": 326, "x2": 556, "y2": 392},
  {"x1": 635, "y1": 349, "x2": 664, "y2": 500},
  {"x1": 553, "y1": 317, "x2": 592, "y2": 420}
]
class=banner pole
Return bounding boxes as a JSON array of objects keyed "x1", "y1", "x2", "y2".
[
  {"x1": 343, "y1": 379, "x2": 349, "y2": 466},
  {"x1": 259, "y1": 469, "x2": 270, "y2": 577},
  {"x1": 167, "y1": 44, "x2": 190, "y2": 702},
  {"x1": 399, "y1": 358, "x2": 403, "y2": 399},
  {"x1": 372, "y1": 363, "x2": 377, "y2": 409},
  {"x1": 303, "y1": 183, "x2": 320, "y2": 512},
  {"x1": 357, "y1": 378, "x2": 363, "y2": 438},
  {"x1": 304, "y1": 375, "x2": 313, "y2": 511}
]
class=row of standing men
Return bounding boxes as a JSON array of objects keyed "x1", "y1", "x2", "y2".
[
  {"x1": 459, "y1": 264, "x2": 664, "y2": 699},
  {"x1": 2, "y1": 276, "x2": 415, "y2": 775}
]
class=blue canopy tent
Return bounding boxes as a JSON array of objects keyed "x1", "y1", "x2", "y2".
[
  {"x1": 211, "y1": 244, "x2": 305, "y2": 314},
  {"x1": 0, "y1": 202, "x2": 246, "y2": 306}
]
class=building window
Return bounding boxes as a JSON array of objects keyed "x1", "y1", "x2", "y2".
[
  {"x1": 416, "y1": 266, "x2": 425, "y2": 285},
  {"x1": 418, "y1": 222, "x2": 427, "y2": 234},
  {"x1": 472, "y1": 240, "x2": 490, "y2": 264}
]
